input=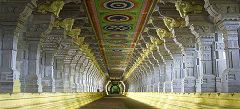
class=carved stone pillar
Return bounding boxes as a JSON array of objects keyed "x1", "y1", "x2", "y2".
[
  {"x1": 17, "y1": 41, "x2": 29, "y2": 92},
  {"x1": 196, "y1": 37, "x2": 216, "y2": 92},
  {"x1": 181, "y1": 48, "x2": 196, "y2": 93},
  {"x1": 158, "y1": 63, "x2": 165, "y2": 92},
  {"x1": 213, "y1": 32, "x2": 227, "y2": 92},
  {"x1": 171, "y1": 54, "x2": 183, "y2": 92},
  {"x1": 70, "y1": 63, "x2": 76, "y2": 92},
  {"x1": 218, "y1": 21, "x2": 240, "y2": 92},
  {"x1": 74, "y1": 64, "x2": 80, "y2": 92},
  {"x1": 0, "y1": 27, "x2": 20, "y2": 93},
  {"x1": 163, "y1": 60, "x2": 173, "y2": 92},
  {"x1": 63, "y1": 63, "x2": 71, "y2": 92},
  {"x1": 54, "y1": 58, "x2": 64, "y2": 92},
  {"x1": 79, "y1": 64, "x2": 85, "y2": 92},
  {"x1": 26, "y1": 40, "x2": 42, "y2": 93},
  {"x1": 42, "y1": 51, "x2": 55, "y2": 92}
]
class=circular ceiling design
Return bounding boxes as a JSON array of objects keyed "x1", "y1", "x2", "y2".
[
  {"x1": 105, "y1": 14, "x2": 132, "y2": 22},
  {"x1": 106, "y1": 39, "x2": 128, "y2": 44},
  {"x1": 103, "y1": 0, "x2": 135, "y2": 10},
  {"x1": 112, "y1": 49, "x2": 123, "y2": 52},
  {"x1": 104, "y1": 24, "x2": 132, "y2": 31},
  {"x1": 107, "y1": 34, "x2": 128, "y2": 38}
]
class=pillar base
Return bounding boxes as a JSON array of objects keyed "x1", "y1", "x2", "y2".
[
  {"x1": 196, "y1": 75, "x2": 216, "y2": 92},
  {"x1": 222, "y1": 68, "x2": 240, "y2": 92},
  {"x1": 42, "y1": 79, "x2": 55, "y2": 92},
  {"x1": 181, "y1": 76, "x2": 196, "y2": 93},
  {"x1": 25, "y1": 80, "x2": 42, "y2": 93},
  {"x1": 158, "y1": 83, "x2": 164, "y2": 92},
  {"x1": 71, "y1": 83, "x2": 76, "y2": 92},
  {"x1": 63, "y1": 81, "x2": 71, "y2": 92},
  {"x1": 55, "y1": 80, "x2": 64, "y2": 92},
  {"x1": 0, "y1": 82, "x2": 13, "y2": 93},
  {"x1": 171, "y1": 79, "x2": 182, "y2": 92},
  {"x1": 216, "y1": 77, "x2": 222, "y2": 92},
  {"x1": 25, "y1": 75, "x2": 42, "y2": 93},
  {"x1": 163, "y1": 81, "x2": 171, "y2": 92},
  {"x1": 75, "y1": 83, "x2": 80, "y2": 92}
]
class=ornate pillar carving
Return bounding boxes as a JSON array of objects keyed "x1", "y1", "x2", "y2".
[
  {"x1": 181, "y1": 48, "x2": 197, "y2": 93},
  {"x1": 42, "y1": 51, "x2": 55, "y2": 92},
  {"x1": 54, "y1": 58, "x2": 64, "y2": 92},
  {"x1": 163, "y1": 60, "x2": 174, "y2": 92},
  {"x1": 63, "y1": 63, "x2": 71, "y2": 92},
  {"x1": 26, "y1": 40, "x2": 42, "y2": 92},
  {"x1": 171, "y1": 54, "x2": 183, "y2": 92},
  {"x1": 0, "y1": 26, "x2": 20, "y2": 93},
  {"x1": 218, "y1": 20, "x2": 240, "y2": 92}
]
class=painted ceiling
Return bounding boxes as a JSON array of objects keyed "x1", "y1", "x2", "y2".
[{"x1": 85, "y1": 0, "x2": 155, "y2": 79}]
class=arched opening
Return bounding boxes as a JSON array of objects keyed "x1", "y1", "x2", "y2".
[
  {"x1": 110, "y1": 84, "x2": 120, "y2": 94},
  {"x1": 106, "y1": 80, "x2": 125, "y2": 95}
]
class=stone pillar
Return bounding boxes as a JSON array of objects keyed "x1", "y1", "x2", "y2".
[
  {"x1": 25, "y1": 40, "x2": 42, "y2": 93},
  {"x1": 70, "y1": 64, "x2": 76, "y2": 92},
  {"x1": 0, "y1": 27, "x2": 20, "y2": 93},
  {"x1": 171, "y1": 54, "x2": 183, "y2": 92},
  {"x1": 42, "y1": 51, "x2": 55, "y2": 92},
  {"x1": 17, "y1": 45, "x2": 29, "y2": 92},
  {"x1": 79, "y1": 65, "x2": 84, "y2": 92},
  {"x1": 158, "y1": 63, "x2": 165, "y2": 92},
  {"x1": 74, "y1": 64, "x2": 80, "y2": 92},
  {"x1": 196, "y1": 37, "x2": 216, "y2": 92},
  {"x1": 181, "y1": 48, "x2": 196, "y2": 93},
  {"x1": 212, "y1": 32, "x2": 226, "y2": 92},
  {"x1": 219, "y1": 21, "x2": 240, "y2": 92},
  {"x1": 163, "y1": 60, "x2": 173, "y2": 92},
  {"x1": 54, "y1": 58, "x2": 64, "y2": 92},
  {"x1": 63, "y1": 63, "x2": 71, "y2": 92}
]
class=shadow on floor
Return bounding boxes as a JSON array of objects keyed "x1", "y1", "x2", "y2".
[{"x1": 80, "y1": 94, "x2": 158, "y2": 109}]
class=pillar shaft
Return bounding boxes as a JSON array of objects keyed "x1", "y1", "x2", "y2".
[{"x1": 0, "y1": 27, "x2": 20, "y2": 93}]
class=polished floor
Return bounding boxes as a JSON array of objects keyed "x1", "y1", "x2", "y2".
[{"x1": 80, "y1": 95, "x2": 158, "y2": 109}]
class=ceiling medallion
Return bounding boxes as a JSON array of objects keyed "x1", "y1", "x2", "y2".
[
  {"x1": 112, "y1": 49, "x2": 123, "y2": 52},
  {"x1": 107, "y1": 34, "x2": 128, "y2": 38},
  {"x1": 106, "y1": 39, "x2": 128, "y2": 44},
  {"x1": 105, "y1": 14, "x2": 132, "y2": 22},
  {"x1": 104, "y1": 24, "x2": 132, "y2": 31},
  {"x1": 103, "y1": 0, "x2": 134, "y2": 10}
]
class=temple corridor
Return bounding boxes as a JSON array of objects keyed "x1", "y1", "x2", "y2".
[
  {"x1": 80, "y1": 95, "x2": 157, "y2": 109},
  {"x1": 0, "y1": 0, "x2": 240, "y2": 109}
]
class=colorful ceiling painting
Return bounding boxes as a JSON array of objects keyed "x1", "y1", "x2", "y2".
[{"x1": 85, "y1": 0, "x2": 155, "y2": 79}]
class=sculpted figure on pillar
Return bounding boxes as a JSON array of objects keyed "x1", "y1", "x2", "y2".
[
  {"x1": 37, "y1": 0, "x2": 65, "y2": 17},
  {"x1": 175, "y1": 0, "x2": 203, "y2": 18},
  {"x1": 156, "y1": 28, "x2": 173, "y2": 39},
  {"x1": 163, "y1": 17, "x2": 186, "y2": 30}
]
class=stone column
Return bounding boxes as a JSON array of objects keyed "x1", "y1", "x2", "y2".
[
  {"x1": 17, "y1": 44, "x2": 29, "y2": 92},
  {"x1": 42, "y1": 51, "x2": 55, "y2": 92},
  {"x1": 163, "y1": 60, "x2": 174, "y2": 92},
  {"x1": 25, "y1": 40, "x2": 42, "y2": 93},
  {"x1": 63, "y1": 63, "x2": 71, "y2": 92},
  {"x1": 171, "y1": 54, "x2": 183, "y2": 92},
  {"x1": 219, "y1": 21, "x2": 240, "y2": 92},
  {"x1": 158, "y1": 63, "x2": 165, "y2": 92},
  {"x1": 79, "y1": 64, "x2": 84, "y2": 92},
  {"x1": 54, "y1": 58, "x2": 64, "y2": 92},
  {"x1": 0, "y1": 27, "x2": 20, "y2": 93},
  {"x1": 75, "y1": 63, "x2": 81, "y2": 92},
  {"x1": 212, "y1": 32, "x2": 226, "y2": 92},
  {"x1": 70, "y1": 63, "x2": 76, "y2": 92},
  {"x1": 181, "y1": 48, "x2": 196, "y2": 93},
  {"x1": 196, "y1": 37, "x2": 216, "y2": 92}
]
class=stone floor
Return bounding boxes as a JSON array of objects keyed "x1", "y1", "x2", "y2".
[{"x1": 80, "y1": 95, "x2": 158, "y2": 109}]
